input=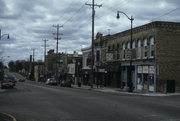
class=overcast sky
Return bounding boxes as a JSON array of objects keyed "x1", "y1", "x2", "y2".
[{"x1": 0, "y1": 0, "x2": 180, "y2": 64}]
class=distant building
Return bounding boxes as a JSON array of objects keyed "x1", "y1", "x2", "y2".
[
  {"x1": 46, "y1": 50, "x2": 82, "y2": 84},
  {"x1": 81, "y1": 46, "x2": 91, "y2": 85}
]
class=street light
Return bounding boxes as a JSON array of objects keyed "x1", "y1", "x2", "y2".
[
  {"x1": 0, "y1": 29, "x2": 10, "y2": 40},
  {"x1": 116, "y1": 11, "x2": 134, "y2": 92}
]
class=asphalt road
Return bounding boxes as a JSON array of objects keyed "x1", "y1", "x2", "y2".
[{"x1": 0, "y1": 73, "x2": 180, "y2": 121}]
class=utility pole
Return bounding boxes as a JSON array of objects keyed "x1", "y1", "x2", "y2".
[
  {"x1": 30, "y1": 48, "x2": 36, "y2": 81},
  {"x1": 52, "y1": 24, "x2": 63, "y2": 81},
  {"x1": 31, "y1": 48, "x2": 36, "y2": 63},
  {"x1": 43, "y1": 39, "x2": 48, "y2": 81},
  {"x1": 52, "y1": 24, "x2": 63, "y2": 54},
  {"x1": 85, "y1": 0, "x2": 102, "y2": 88}
]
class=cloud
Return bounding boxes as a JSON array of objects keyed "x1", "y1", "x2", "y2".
[{"x1": 0, "y1": 0, "x2": 180, "y2": 63}]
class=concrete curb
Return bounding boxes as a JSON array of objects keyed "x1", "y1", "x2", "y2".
[
  {"x1": 0, "y1": 113, "x2": 17, "y2": 121},
  {"x1": 72, "y1": 85, "x2": 180, "y2": 97}
]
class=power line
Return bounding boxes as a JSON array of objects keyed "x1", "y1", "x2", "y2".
[
  {"x1": 60, "y1": 0, "x2": 83, "y2": 24},
  {"x1": 151, "y1": 7, "x2": 180, "y2": 21},
  {"x1": 62, "y1": 0, "x2": 90, "y2": 26}
]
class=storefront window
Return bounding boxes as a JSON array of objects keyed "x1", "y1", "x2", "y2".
[
  {"x1": 137, "y1": 74, "x2": 142, "y2": 84},
  {"x1": 149, "y1": 74, "x2": 154, "y2": 85}
]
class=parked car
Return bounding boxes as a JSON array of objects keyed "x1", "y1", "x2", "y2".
[
  {"x1": 19, "y1": 79, "x2": 25, "y2": 82},
  {"x1": 45, "y1": 78, "x2": 58, "y2": 85},
  {"x1": 4, "y1": 77, "x2": 17, "y2": 86},
  {"x1": 1, "y1": 79, "x2": 15, "y2": 89},
  {"x1": 60, "y1": 80, "x2": 71, "y2": 87}
]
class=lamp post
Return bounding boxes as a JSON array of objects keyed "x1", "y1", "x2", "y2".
[
  {"x1": 0, "y1": 29, "x2": 10, "y2": 40},
  {"x1": 116, "y1": 11, "x2": 134, "y2": 92}
]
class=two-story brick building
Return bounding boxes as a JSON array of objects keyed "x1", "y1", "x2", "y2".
[{"x1": 93, "y1": 21, "x2": 180, "y2": 92}]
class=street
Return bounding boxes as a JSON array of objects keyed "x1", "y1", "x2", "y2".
[{"x1": 0, "y1": 73, "x2": 180, "y2": 121}]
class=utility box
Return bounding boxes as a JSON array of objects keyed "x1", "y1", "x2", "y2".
[{"x1": 166, "y1": 80, "x2": 175, "y2": 93}]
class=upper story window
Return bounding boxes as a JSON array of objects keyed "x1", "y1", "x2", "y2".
[
  {"x1": 112, "y1": 44, "x2": 115, "y2": 51},
  {"x1": 150, "y1": 37, "x2": 154, "y2": 58},
  {"x1": 143, "y1": 39, "x2": 147, "y2": 58},
  {"x1": 122, "y1": 43, "x2": 126, "y2": 59},
  {"x1": 96, "y1": 50, "x2": 100, "y2": 62},
  {"x1": 108, "y1": 45, "x2": 111, "y2": 51},
  {"x1": 132, "y1": 41, "x2": 136, "y2": 59},
  {"x1": 137, "y1": 40, "x2": 141, "y2": 59},
  {"x1": 117, "y1": 44, "x2": 120, "y2": 59},
  {"x1": 123, "y1": 43, "x2": 126, "y2": 50},
  {"x1": 132, "y1": 41, "x2": 135, "y2": 49},
  {"x1": 127, "y1": 42, "x2": 130, "y2": 49}
]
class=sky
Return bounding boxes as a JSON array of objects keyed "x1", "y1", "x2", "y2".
[{"x1": 0, "y1": 0, "x2": 180, "y2": 64}]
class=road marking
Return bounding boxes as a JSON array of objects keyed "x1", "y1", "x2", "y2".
[{"x1": 1, "y1": 112, "x2": 17, "y2": 121}]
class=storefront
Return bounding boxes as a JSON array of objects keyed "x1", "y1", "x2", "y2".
[{"x1": 136, "y1": 64, "x2": 156, "y2": 92}]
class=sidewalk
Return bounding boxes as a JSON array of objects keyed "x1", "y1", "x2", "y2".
[{"x1": 72, "y1": 84, "x2": 180, "y2": 97}]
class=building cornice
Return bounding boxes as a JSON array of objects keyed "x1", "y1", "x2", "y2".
[{"x1": 107, "y1": 21, "x2": 180, "y2": 39}]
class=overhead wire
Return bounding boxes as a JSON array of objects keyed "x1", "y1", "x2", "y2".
[
  {"x1": 151, "y1": 7, "x2": 180, "y2": 21},
  {"x1": 59, "y1": 1, "x2": 77, "y2": 23},
  {"x1": 61, "y1": 0, "x2": 91, "y2": 26}
]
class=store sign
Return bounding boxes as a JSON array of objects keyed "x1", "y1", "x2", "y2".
[
  {"x1": 143, "y1": 66, "x2": 149, "y2": 73},
  {"x1": 149, "y1": 66, "x2": 155, "y2": 74},
  {"x1": 138, "y1": 66, "x2": 143, "y2": 73}
]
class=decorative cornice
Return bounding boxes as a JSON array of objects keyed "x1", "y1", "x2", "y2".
[{"x1": 106, "y1": 21, "x2": 180, "y2": 39}]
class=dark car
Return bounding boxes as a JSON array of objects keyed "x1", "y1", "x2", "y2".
[
  {"x1": 4, "y1": 77, "x2": 17, "y2": 86},
  {"x1": 45, "y1": 78, "x2": 58, "y2": 85},
  {"x1": 1, "y1": 79, "x2": 14, "y2": 89},
  {"x1": 60, "y1": 80, "x2": 71, "y2": 87},
  {"x1": 19, "y1": 79, "x2": 25, "y2": 82}
]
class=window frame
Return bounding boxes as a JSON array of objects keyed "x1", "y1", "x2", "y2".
[{"x1": 150, "y1": 37, "x2": 154, "y2": 58}]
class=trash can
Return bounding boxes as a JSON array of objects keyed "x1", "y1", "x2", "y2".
[
  {"x1": 166, "y1": 80, "x2": 175, "y2": 93},
  {"x1": 78, "y1": 82, "x2": 81, "y2": 87}
]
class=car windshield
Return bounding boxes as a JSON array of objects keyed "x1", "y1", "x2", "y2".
[{"x1": 3, "y1": 79, "x2": 12, "y2": 82}]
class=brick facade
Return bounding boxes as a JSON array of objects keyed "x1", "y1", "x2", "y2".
[{"x1": 93, "y1": 21, "x2": 180, "y2": 92}]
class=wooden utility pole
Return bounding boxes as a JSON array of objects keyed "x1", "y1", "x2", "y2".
[
  {"x1": 31, "y1": 48, "x2": 36, "y2": 63},
  {"x1": 52, "y1": 24, "x2": 63, "y2": 81},
  {"x1": 43, "y1": 39, "x2": 48, "y2": 81},
  {"x1": 85, "y1": 0, "x2": 102, "y2": 88},
  {"x1": 52, "y1": 24, "x2": 63, "y2": 54}
]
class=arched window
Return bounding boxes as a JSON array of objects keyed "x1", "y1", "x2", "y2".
[
  {"x1": 122, "y1": 43, "x2": 126, "y2": 59},
  {"x1": 123, "y1": 43, "x2": 126, "y2": 50},
  {"x1": 117, "y1": 44, "x2": 120, "y2": 59},
  {"x1": 132, "y1": 41, "x2": 135, "y2": 49},
  {"x1": 127, "y1": 42, "x2": 130, "y2": 49},
  {"x1": 150, "y1": 37, "x2": 154, "y2": 57},
  {"x1": 143, "y1": 39, "x2": 147, "y2": 58},
  {"x1": 137, "y1": 40, "x2": 141, "y2": 59}
]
